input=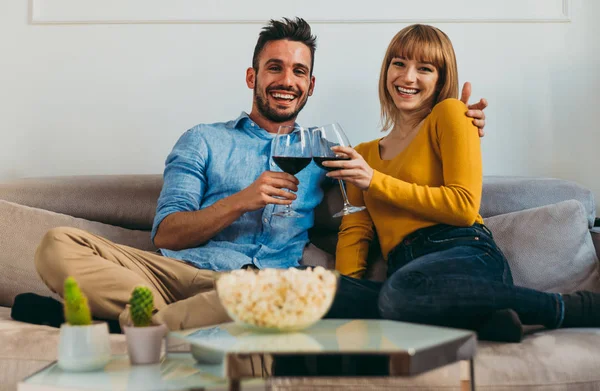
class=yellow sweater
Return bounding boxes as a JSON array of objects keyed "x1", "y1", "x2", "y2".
[{"x1": 336, "y1": 99, "x2": 484, "y2": 279}]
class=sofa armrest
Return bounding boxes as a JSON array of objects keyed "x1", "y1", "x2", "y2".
[{"x1": 592, "y1": 229, "x2": 600, "y2": 259}]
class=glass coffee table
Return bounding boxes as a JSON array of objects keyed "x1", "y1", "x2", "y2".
[
  {"x1": 18, "y1": 353, "x2": 266, "y2": 391},
  {"x1": 171, "y1": 319, "x2": 477, "y2": 391}
]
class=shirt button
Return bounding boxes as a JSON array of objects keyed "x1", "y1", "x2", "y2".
[
  {"x1": 251, "y1": 123, "x2": 255, "y2": 127},
  {"x1": 263, "y1": 218, "x2": 268, "y2": 223},
  {"x1": 270, "y1": 162, "x2": 275, "y2": 167}
]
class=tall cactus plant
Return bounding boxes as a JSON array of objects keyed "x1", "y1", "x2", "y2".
[
  {"x1": 129, "y1": 286, "x2": 154, "y2": 327},
  {"x1": 63, "y1": 276, "x2": 92, "y2": 326}
]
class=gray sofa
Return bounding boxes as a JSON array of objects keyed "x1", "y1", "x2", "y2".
[{"x1": 1, "y1": 175, "x2": 600, "y2": 391}]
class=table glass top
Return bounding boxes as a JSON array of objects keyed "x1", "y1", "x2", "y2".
[
  {"x1": 22, "y1": 353, "x2": 264, "y2": 390},
  {"x1": 171, "y1": 319, "x2": 474, "y2": 355}
]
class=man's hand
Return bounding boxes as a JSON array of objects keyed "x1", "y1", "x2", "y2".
[
  {"x1": 236, "y1": 171, "x2": 299, "y2": 212},
  {"x1": 154, "y1": 171, "x2": 298, "y2": 250},
  {"x1": 460, "y1": 81, "x2": 488, "y2": 137}
]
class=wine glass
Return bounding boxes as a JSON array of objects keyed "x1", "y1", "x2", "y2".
[
  {"x1": 311, "y1": 123, "x2": 366, "y2": 217},
  {"x1": 272, "y1": 125, "x2": 312, "y2": 218}
]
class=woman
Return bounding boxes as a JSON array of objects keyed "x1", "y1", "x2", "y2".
[{"x1": 324, "y1": 24, "x2": 599, "y2": 341}]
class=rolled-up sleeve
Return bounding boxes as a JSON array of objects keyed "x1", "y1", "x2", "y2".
[{"x1": 151, "y1": 128, "x2": 208, "y2": 243}]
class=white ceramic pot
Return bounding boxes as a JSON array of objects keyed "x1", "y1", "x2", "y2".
[
  {"x1": 124, "y1": 324, "x2": 168, "y2": 365},
  {"x1": 58, "y1": 321, "x2": 111, "y2": 372}
]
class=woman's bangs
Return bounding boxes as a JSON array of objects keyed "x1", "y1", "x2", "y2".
[{"x1": 389, "y1": 29, "x2": 444, "y2": 69}]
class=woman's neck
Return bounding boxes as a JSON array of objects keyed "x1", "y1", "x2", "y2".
[{"x1": 389, "y1": 112, "x2": 423, "y2": 139}]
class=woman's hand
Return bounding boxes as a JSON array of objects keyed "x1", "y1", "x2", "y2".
[
  {"x1": 322, "y1": 146, "x2": 374, "y2": 191},
  {"x1": 460, "y1": 81, "x2": 488, "y2": 137}
]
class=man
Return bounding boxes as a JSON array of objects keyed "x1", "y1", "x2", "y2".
[{"x1": 34, "y1": 17, "x2": 487, "y2": 331}]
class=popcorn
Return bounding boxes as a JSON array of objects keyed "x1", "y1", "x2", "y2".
[{"x1": 216, "y1": 267, "x2": 338, "y2": 331}]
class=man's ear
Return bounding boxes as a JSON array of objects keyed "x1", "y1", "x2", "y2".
[
  {"x1": 246, "y1": 67, "x2": 256, "y2": 89},
  {"x1": 308, "y1": 75, "x2": 316, "y2": 96}
]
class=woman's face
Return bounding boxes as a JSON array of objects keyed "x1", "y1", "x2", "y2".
[{"x1": 386, "y1": 56, "x2": 439, "y2": 114}]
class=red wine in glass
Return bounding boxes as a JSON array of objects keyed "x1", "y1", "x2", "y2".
[
  {"x1": 313, "y1": 156, "x2": 351, "y2": 172},
  {"x1": 272, "y1": 125, "x2": 312, "y2": 218},
  {"x1": 273, "y1": 156, "x2": 312, "y2": 175},
  {"x1": 311, "y1": 123, "x2": 366, "y2": 217}
]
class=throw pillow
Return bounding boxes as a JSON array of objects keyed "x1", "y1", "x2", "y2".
[
  {"x1": 484, "y1": 199, "x2": 600, "y2": 293},
  {"x1": 0, "y1": 200, "x2": 156, "y2": 307}
]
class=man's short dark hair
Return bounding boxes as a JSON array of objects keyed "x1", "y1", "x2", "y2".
[{"x1": 252, "y1": 17, "x2": 317, "y2": 75}]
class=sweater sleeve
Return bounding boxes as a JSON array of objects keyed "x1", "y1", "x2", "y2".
[
  {"x1": 335, "y1": 145, "x2": 375, "y2": 279},
  {"x1": 367, "y1": 99, "x2": 482, "y2": 226}
]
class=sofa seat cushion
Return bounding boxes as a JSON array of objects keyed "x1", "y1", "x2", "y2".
[
  {"x1": 0, "y1": 307, "x2": 128, "y2": 361},
  {"x1": 0, "y1": 306, "x2": 127, "y2": 391},
  {"x1": 3, "y1": 306, "x2": 599, "y2": 391}
]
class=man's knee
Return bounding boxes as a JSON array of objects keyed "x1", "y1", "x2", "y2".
[{"x1": 34, "y1": 226, "x2": 81, "y2": 293}]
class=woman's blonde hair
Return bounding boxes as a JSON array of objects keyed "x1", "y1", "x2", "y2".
[{"x1": 379, "y1": 24, "x2": 459, "y2": 131}]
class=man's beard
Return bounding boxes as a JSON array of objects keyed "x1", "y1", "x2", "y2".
[{"x1": 254, "y1": 83, "x2": 309, "y2": 123}]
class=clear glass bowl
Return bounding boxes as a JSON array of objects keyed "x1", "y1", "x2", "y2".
[{"x1": 215, "y1": 267, "x2": 339, "y2": 333}]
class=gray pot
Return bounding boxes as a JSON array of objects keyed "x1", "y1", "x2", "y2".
[{"x1": 124, "y1": 324, "x2": 168, "y2": 365}]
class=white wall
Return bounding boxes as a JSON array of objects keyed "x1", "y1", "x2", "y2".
[{"x1": 1, "y1": 1, "x2": 599, "y2": 209}]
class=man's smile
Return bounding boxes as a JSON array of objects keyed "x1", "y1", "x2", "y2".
[{"x1": 269, "y1": 89, "x2": 299, "y2": 105}]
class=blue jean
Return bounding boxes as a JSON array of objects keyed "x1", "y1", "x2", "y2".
[{"x1": 326, "y1": 223, "x2": 564, "y2": 330}]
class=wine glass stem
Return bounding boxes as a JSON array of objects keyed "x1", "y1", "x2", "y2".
[
  {"x1": 286, "y1": 189, "x2": 294, "y2": 212},
  {"x1": 337, "y1": 180, "x2": 352, "y2": 209}
]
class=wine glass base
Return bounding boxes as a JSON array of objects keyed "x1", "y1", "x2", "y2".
[
  {"x1": 333, "y1": 205, "x2": 366, "y2": 218},
  {"x1": 273, "y1": 210, "x2": 304, "y2": 218}
]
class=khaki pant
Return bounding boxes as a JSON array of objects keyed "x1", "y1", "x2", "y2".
[{"x1": 34, "y1": 227, "x2": 231, "y2": 330}]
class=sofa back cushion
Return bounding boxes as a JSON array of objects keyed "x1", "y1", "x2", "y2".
[
  {"x1": 1, "y1": 175, "x2": 594, "y2": 232},
  {"x1": 0, "y1": 175, "x2": 162, "y2": 231},
  {"x1": 314, "y1": 176, "x2": 597, "y2": 234},
  {"x1": 481, "y1": 176, "x2": 596, "y2": 228}
]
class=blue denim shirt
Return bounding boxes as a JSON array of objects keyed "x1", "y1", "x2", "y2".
[{"x1": 151, "y1": 113, "x2": 327, "y2": 271}]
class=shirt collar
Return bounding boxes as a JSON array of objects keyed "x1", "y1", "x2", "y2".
[
  {"x1": 232, "y1": 112, "x2": 303, "y2": 139},
  {"x1": 232, "y1": 112, "x2": 252, "y2": 129},
  {"x1": 230, "y1": 112, "x2": 270, "y2": 139}
]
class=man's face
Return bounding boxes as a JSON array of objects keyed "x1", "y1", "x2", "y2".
[{"x1": 247, "y1": 40, "x2": 315, "y2": 125}]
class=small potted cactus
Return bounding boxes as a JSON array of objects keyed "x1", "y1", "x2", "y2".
[
  {"x1": 58, "y1": 277, "x2": 111, "y2": 371},
  {"x1": 123, "y1": 286, "x2": 168, "y2": 365}
]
